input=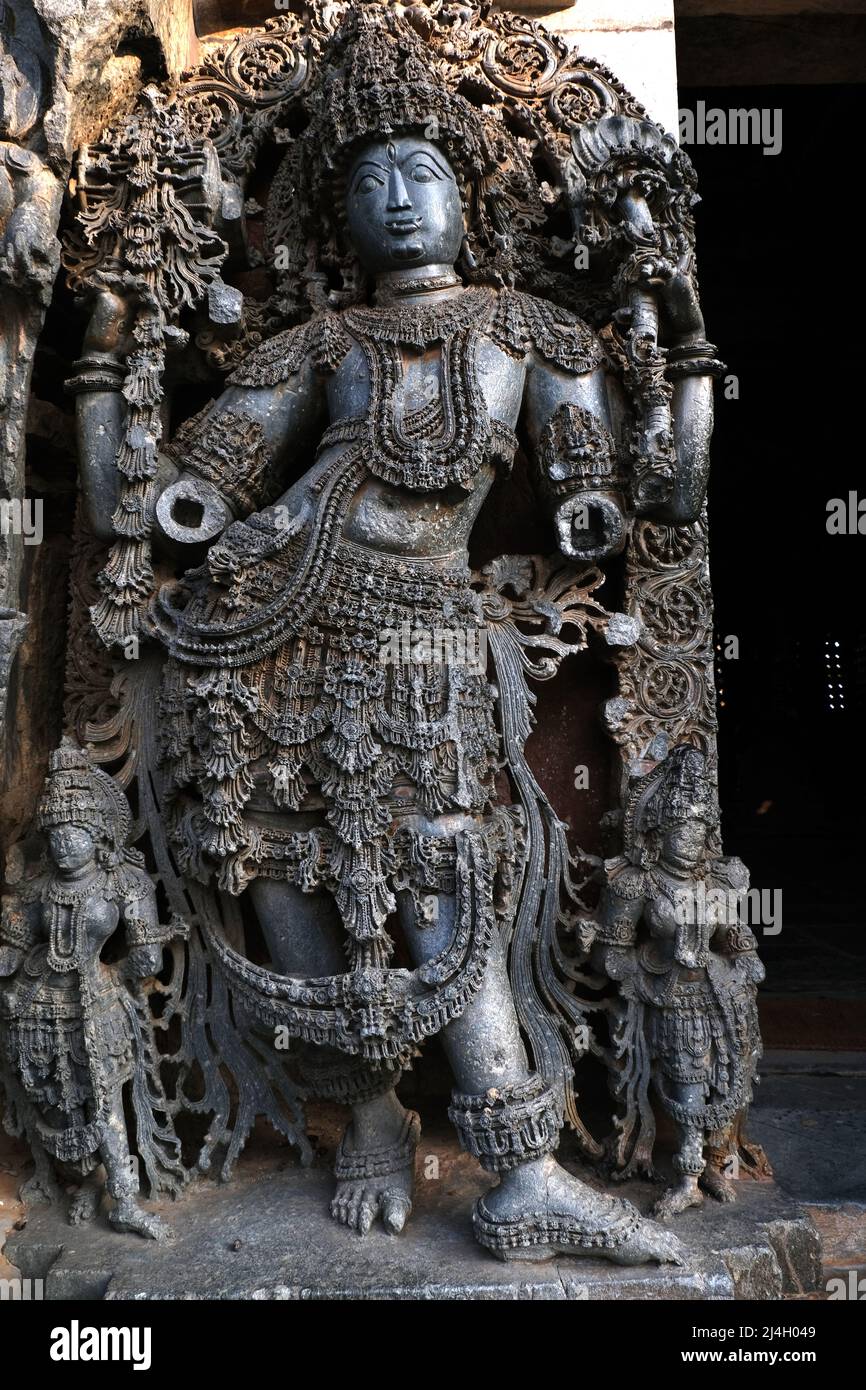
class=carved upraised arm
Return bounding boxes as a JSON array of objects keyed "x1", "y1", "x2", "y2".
[
  {"x1": 567, "y1": 116, "x2": 724, "y2": 525},
  {"x1": 629, "y1": 254, "x2": 722, "y2": 524}
]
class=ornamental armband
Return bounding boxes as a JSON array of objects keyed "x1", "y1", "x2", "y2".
[
  {"x1": 537, "y1": 402, "x2": 623, "y2": 503},
  {"x1": 65, "y1": 353, "x2": 127, "y2": 396},
  {"x1": 165, "y1": 407, "x2": 277, "y2": 517},
  {"x1": 665, "y1": 339, "x2": 726, "y2": 382}
]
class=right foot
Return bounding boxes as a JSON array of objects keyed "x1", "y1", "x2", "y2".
[
  {"x1": 330, "y1": 1110, "x2": 420, "y2": 1236},
  {"x1": 652, "y1": 1177, "x2": 704, "y2": 1220},
  {"x1": 110, "y1": 1201, "x2": 173, "y2": 1241},
  {"x1": 20, "y1": 1169, "x2": 62, "y2": 1206}
]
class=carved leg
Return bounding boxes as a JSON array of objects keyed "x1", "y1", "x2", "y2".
[
  {"x1": 4, "y1": 1077, "x2": 63, "y2": 1206},
  {"x1": 397, "y1": 859, "x2": 682, "y2": 1267},
  {"x1": 249, "y1": 876, "x2": 416, "y2": 1235},
  {"x1": 701, "y1": 1123, "x2": 740, "y2": 1203},
  {"x1": 19, "y1": 1145, "x2": 62, "y2": 1207},
  {"x1": 651, "y1": 1081, "x2": 708, "y2": 1220},
  {"x1": 101, "y1": 1086, "x2": 172, "y2": 1240}
]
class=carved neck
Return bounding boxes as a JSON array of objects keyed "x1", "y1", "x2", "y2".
[
  {"x1": 659, "y1": 852, "x2": 704, "y2": 880},
  {"x1": 54, "y1": 861, "x2": 98, "y2": 886},
  {"x1": 374, "y1": 265, "x2": 462, "y2": 305}
]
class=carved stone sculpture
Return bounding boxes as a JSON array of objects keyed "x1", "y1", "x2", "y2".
[
  {"x1": 1, "y1": 0, "x2": 762, "y2": 1270},
  {"x1": 0, "y1": 740, "x2": 184, "y2": 1238},
  {"x1": 588, "y1": 745, "x2": 767, "y2": 1217}
]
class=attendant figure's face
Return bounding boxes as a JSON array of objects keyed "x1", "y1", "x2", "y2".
[
  {"x1": 662, "y1": 818, "x2": 706, "y2": 866},
  {"x1": 345, "y1": 136, "x2": 465, "y2": 274},
  {"x1": 48, "y1": 825, "x2": 97, "y2": 873}
]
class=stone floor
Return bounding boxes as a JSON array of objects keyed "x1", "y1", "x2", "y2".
[{"x1": 1, "y1": 1048, "x2": 862, "y2": 1300}]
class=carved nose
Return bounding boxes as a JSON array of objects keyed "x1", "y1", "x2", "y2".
[{"x1": 386, "y1": 166, "x2": 412, "y2": 211}]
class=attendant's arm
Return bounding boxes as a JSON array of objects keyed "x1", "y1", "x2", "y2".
[
  {"x1": 0, "y1": 896, "x2": 39, "y2": 976},
  {"x1": 630, "y1": 255, "x2": 721, "y2": 524}
]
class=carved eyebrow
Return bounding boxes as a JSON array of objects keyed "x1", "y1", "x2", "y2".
[
  {"x1": 402, "y1": 149, "x2": 453, "y2": 177},
  {"x1": 351, "y1": 160, "x2": 389, "y2": 177}
]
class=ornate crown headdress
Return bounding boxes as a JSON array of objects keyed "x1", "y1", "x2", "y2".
[
  {"x1": 36, "y1": 738, "x2": 131, "y2": 847},
  {"x1": 265, "y1": 4, "x2": 543, "y2": 310}
]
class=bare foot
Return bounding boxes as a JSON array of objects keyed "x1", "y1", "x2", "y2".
[
  {"x1": 68, "y1": 1184, "x2": 101, "y2": 1226},
  {"x1": 652, "y1": 1176, "x2": 704, "y2": 1220},
  {"x1": 475, "y1": 1155, "x2": 684, "y2": 1267},
  {"x1": 110, "y1": 1201, "x2": 173, "y2": 1241},
  {"x1": 700, "y1": 1165, "x2": 737, "y2": 1203},
  {"x1": 330, "y1": 1110, "x2": 419, "y2": 1236},
  {"x1": 20, "y1": 1169, "x2": 62, "y2": 1206}
]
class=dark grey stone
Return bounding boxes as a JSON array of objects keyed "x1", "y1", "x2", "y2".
[{"x1": 4, "y1": 1143, "x2": 821, "y2": 1301}]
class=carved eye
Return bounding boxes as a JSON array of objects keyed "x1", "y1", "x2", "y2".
[
  {"x1": 356, "y1": 173, "x2": 384, "y2": 194},
  {"x1": 409, "y1": 163, "x2": 439, "y2": 184}
]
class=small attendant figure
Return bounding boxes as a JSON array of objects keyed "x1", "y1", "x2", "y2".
[{"x1": 0, "y1": 740, "x2": 185, "y2": 1238}]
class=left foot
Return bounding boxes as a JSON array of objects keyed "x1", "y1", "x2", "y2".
[
  {"x1": 475, "y1": 1155, "x2": 683, "y2": 1266},
  {"x1": 652, "y1": 1177, "x2": 704, "y2": 1219},
  {"x1": 700, "y1": 1165, "x2": 736, "y2": 1203}
]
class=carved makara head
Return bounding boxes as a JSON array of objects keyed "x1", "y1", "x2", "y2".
[
  {"x1": 568, "y1": 115, "x2": 697, "y2": 262},
  {"x1": 36, "y1": 738, "x2": 131, "y2": 869}
]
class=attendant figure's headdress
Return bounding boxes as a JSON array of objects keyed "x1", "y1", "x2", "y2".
[
  {"x1": 623, "y1": 744, "x2": 717, "y2": 866},
  {"x1": 36, "y1": 738, "x2": 131, "y2": 850}
]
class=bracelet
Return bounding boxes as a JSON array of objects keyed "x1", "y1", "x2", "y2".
[
  {"x1": 65, "y1": 354, "x2": 126, "y2": 396},
  {"x1": 665, "y1": 339, "x2": 726, "y2": 381}
]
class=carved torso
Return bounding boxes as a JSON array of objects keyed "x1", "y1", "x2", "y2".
[{"x1": 200, "y1": 284, "x2": 605, "y2": 561}]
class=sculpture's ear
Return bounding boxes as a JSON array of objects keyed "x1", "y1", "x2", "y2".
[{"x1": 96, "y1": 833, "x2": 120, "y2": 868}]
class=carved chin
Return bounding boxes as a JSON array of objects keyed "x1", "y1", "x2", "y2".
[{"x1": 390, "y1": 240, "x2": 425, "y2": 262}]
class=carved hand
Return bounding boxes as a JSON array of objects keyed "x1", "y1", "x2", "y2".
[
  {"x1": 155, "y1": 475, "x2": 233, "y2": 548},
  {"x1": 81, "y1": 289, "x2": 136, "y2": 360},
  {"x1": 637, "y1": 251, "x2": 705, "y2": 345},
  {"x1": 125, "y1": 944, "x2": 163, "y2": 980}
]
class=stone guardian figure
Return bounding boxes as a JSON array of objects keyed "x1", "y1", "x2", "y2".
[
  {"x1": 69, "y1": 8, "x2": 724, "y2": 1264},
  {"x1": 588, "y1": 745, "x2": 765, "y2": 1217}
]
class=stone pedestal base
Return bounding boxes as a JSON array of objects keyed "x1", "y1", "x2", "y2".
[{"x1": 3, "y1": 1128, "x2": 822, "y2": 1301}]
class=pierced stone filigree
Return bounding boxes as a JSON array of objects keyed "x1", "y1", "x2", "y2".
[{"x1": 52, "y1": 0, "x2": 747, "y2": 1264}]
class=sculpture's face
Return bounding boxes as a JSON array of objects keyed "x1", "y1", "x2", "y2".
[
  {"x1": 48, "y1": 824, "x2": 97, "y2": 872},
  {"x1": 345, "y1": 136, "x2": 465, "y2": 274},
  {"x1": 662, "y1": 818, "x2": 707, "y2": 866}
]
